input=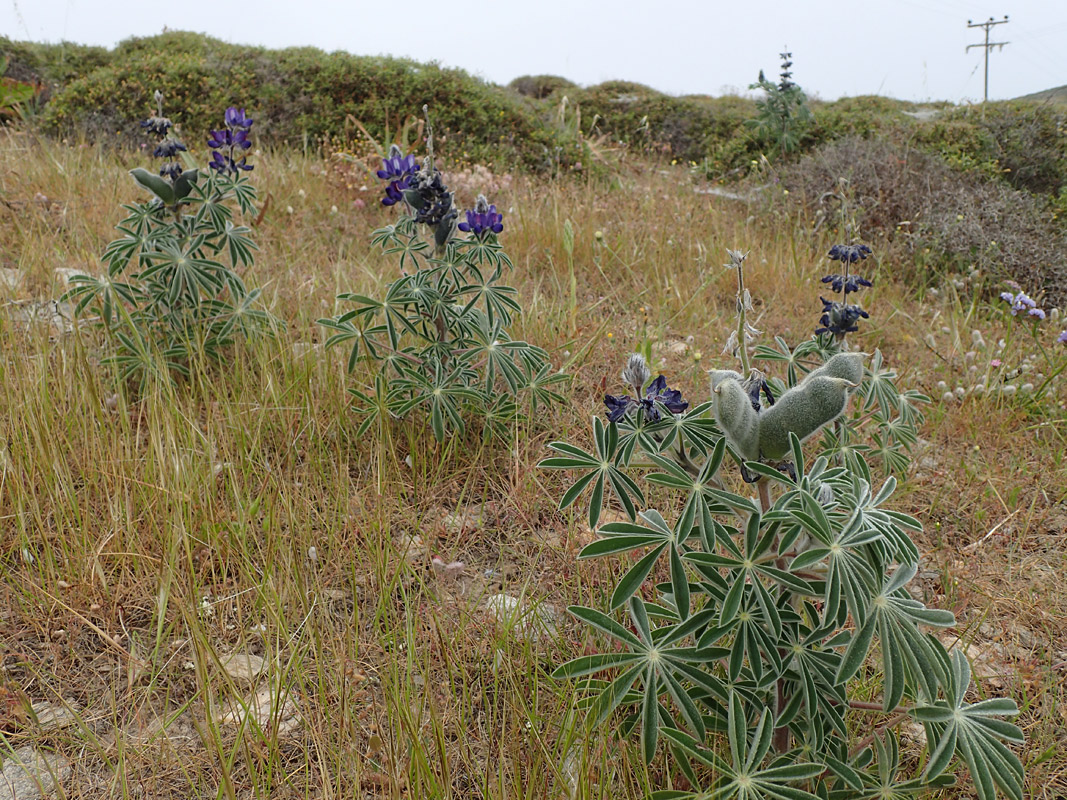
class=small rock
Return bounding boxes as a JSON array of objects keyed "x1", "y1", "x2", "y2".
[
  {"x1": 221, "y1": 653, "x2": 266, "y2": 682},
  {"x1": 1, "y1": 746, "x2": 72, "y2": 799},
  {"x1": 52, "y1": 268, "x2": 87, "y2": 290},
  {"x1": 0, "y1": 269, "x2": 23, "y2": 292},
  {"x1": 652, "y1": 339, "x2": 689, "y2": 356},
  {"x1": 30, "y1": 702, "x2": 78, "y2": 732},
  {"x1": 218, "y1": 684, "x2": 301, "y2": 736}
]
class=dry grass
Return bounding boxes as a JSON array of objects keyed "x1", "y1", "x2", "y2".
[{"x1": 0, "y1": 127, "x2": 1064, "y2": 799}]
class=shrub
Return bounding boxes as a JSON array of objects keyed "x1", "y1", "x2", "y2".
[
  {"x1": 37, "y1": 32, "x2": 569, "y2": 170},
  {"x1": 746, "y1": 51, "x2": 812, "y2": 159},
  {"x1": 940, "y1": 102, "x2": 1067, "y2": 196},
  {"x1": 540, "y1": 247, "x2": 1023, "y2": 800},
  {"x1": 777, "y1": 136, "x2": 1067, "y2": 307},
  {"x1": 565, "y1": 81, "x2": 756, "y2": 162},
  {"x1": 64, "y1": 94, "x2": 277, "y2": 391},
  {"x1": 318, "y1": 129, "x2": 565, "y2": 442},
  {"x1": 507, "y1": 74, "x2": 576, "y2": 99}
]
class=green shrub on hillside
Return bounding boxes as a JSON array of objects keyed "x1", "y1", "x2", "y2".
[
  {"x1": 38, "y1": 32, "x2": 571, "y2": 170},
  {"x1": 0, "y1": 35, "x2": 110, "y2": 88},
  {"x1": 565, "y1": 81, "x2": 756, "y2": 163},
  {"x1": 941, "y1": 102, "x2": 1067, "y2": 195},
  {"x1": 507, "y1": 74, "x2": 576, "y2": 99},
  {"x1": 778, "y1": 136, "x2": 1067, "y2": 306}
]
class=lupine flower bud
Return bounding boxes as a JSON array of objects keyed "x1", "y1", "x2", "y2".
[{"x1": 621, "y1": 353, "x2": 651, "y2": 392}]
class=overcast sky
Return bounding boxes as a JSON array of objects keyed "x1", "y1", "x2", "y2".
[{"x1": 3, "y1": 0, "x2": 1065, "y2": 103}]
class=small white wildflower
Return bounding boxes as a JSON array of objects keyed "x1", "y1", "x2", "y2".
[
  {"x1": 940, "y1": 326, "x2": 951, "y2": 334},
  {"x1": 942, "y1": 391, "x2": 955, "y2": 403},
  {"x1": 973, "y1": 384, "x2": 985, "y2": 395},
  {"x1": 964, "y1": 351, "x2": 976, "y2": 361},
  {"x1": 1002, "y1": 384, "x2": 1017, "y2": 396},
  {"x1": 928, "y1": 288, "x2": 940, "y2": 297},
  {"x1": 307, "y1": 546, "x2": 318, "y2": 563},
  {"x1": 924, "y1": 334, "x2": 937, "y2": 349},
  {"x1": 330, "y1": 205, "x2": 338, "y2": 214},
  {"x1": 286, "y1": 205, "x2": 294, "y2": 215},
  {"x1": 955, "y1": 386, "x2": 966, "y2": 397},
  {"x1": 1021, "y1": 383, "x2": 1034, "y2": 393},
  {"x1": 936, "y1": 380, "x2": 948, "y2": 391}
]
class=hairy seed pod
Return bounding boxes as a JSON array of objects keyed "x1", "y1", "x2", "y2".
[
  {"x1": 713, "y1": 378, "x2": 760, "y2": 461},
  {"x1": 758, "y1": 376, "x2": 856, "y2": 460},
  {"x1": 804, "y1": 352, "x2": 866, "y2": 387},
  {"x1": 708, "y1": 369, "x2": 745, "y2": 392}
]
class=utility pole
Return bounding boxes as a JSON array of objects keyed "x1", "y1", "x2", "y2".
[{"x1": 966, "y1": 16, "x2": 1010, "y2": 102}]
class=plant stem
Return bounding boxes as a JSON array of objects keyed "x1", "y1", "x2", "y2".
[
  {"x1": 849, "y1": 711, "x2": 912, "y2": 758},
  {"x1": 757, "y1": 477, "x2": 791, "y2": 754},
  {"x1": 735, "y1": 260, "x2": 751, "y2": 374}
]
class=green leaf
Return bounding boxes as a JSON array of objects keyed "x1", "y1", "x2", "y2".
[{"x1": 129, "y1": 168, "x2": 175, "y2": 205}]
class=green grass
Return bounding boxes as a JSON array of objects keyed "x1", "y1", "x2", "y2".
[{"x1": 0, "y1": 127, "x2": 1064, "y2": 798}]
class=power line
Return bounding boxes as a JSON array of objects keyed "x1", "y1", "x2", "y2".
[{"x1": 966, "y1": 16, "x2": 1009, "y2": 103}]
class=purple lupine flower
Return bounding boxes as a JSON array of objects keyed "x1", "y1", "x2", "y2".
[
  {"x1": 636, "y1": 375, "x2": 689, "y2": 421},
  {"x1": 1057, "y1": 330, "x2": 1067, "y2": 345},
  {"x1": 828, "y1": 244, "x2": 872, "y2": 264},
  {"x1": 376, "y1": 150, "x2": 419, "y2": 181},
  {"x1": 224, "y1": 107, "x2": 253, "y2": 130},
  {"x1": 816, "y1": 297, "x2": 869, "y2": 337},
  {"x1": 821, "y1": 273, "x2": 872, "y2": 294},
  {"x1": 1029, "y1": 308, "x2": 1046, "y2": 320},
  {"x1": 208, "y1": 106, "x2": 255, "y2": 175},
  {"x1": 375, "y1": 145, "x2": 420, "y2": 207},
  {"x1": 604, "y1": 394, "x2": 634, "y2": 423},
  {"x1": 153, "y1": 140, "x2": 187, "y2": 159},
  {"x1": 458, "y1": 194, "x2": 504, "y2": 237},
  {"x1": 644, "y1": 375, "x2": 688, "y2": 416},
  {"x1": 208, "y1": 151, "x2": 229, "y2": 173}
]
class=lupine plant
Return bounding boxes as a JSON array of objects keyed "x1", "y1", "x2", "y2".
[
  {"x1": 747, "y1": 51, "x2": 812, "y2": 159},
  {"x1": 755, "y1": 244, "x2": 929, "y2": 476},
  {"x1": 318, "y1": 116, "x2": 565, "y2": 441},
  {"x1": 540, "y1": 247, "x2": 1023, "y2": 800},
  {"x1": 65, "y1": 92, "x2": 276, "y2": 390}
]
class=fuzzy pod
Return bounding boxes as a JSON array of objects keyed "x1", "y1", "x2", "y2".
[
  {"x1": 708, "y1": 369, "x2": 744, "y2": 392},
  {"x1": 758, "y1": 376, "x2": 855, "y2": 460},
  {"x1": 804, "y1": 352, "x2": 866, "y2": 388},
  {"x1": 713, "y1": 377, "x2": 760, "y2": 461}
]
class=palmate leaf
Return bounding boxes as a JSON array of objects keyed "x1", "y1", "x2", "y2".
[
  {"x1": 392, "y1": 361, "x2": 481, "y2": 441},
  {"x1": 836, "y1": 563, "x2": 955, "y2": 711},
  {"x1": 844, "y1": 731, "x2": 956, "y2": 800},
  {"x1": 912, "y1": 650, "x2": 1023, "y2": 800},
  {"x1": 538, "y1": 417, "x2": 645, "y2": 530},
  {"x1": 218, "y1": 220, "x2": 258, "y2": 267},
  {"x1": 554, "y1": 598, "x2": 727, "y2": 762},
  {"x1": 579, "y1": 509, "x2": 694, "y2": 613},
  {"x1": 646, "y1": 437, "x2": 731, "y2": 547},
  {"x1": 659, "y1": 693, "x2": 823, "y2": 800},
  {"x1": 521, "y1": 362, "x2": 568, "y2": 411}
]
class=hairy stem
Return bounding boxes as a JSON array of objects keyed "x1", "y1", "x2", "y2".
[{"x1": 849, "y1": 711, "x2": 912, "y2": 758}]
